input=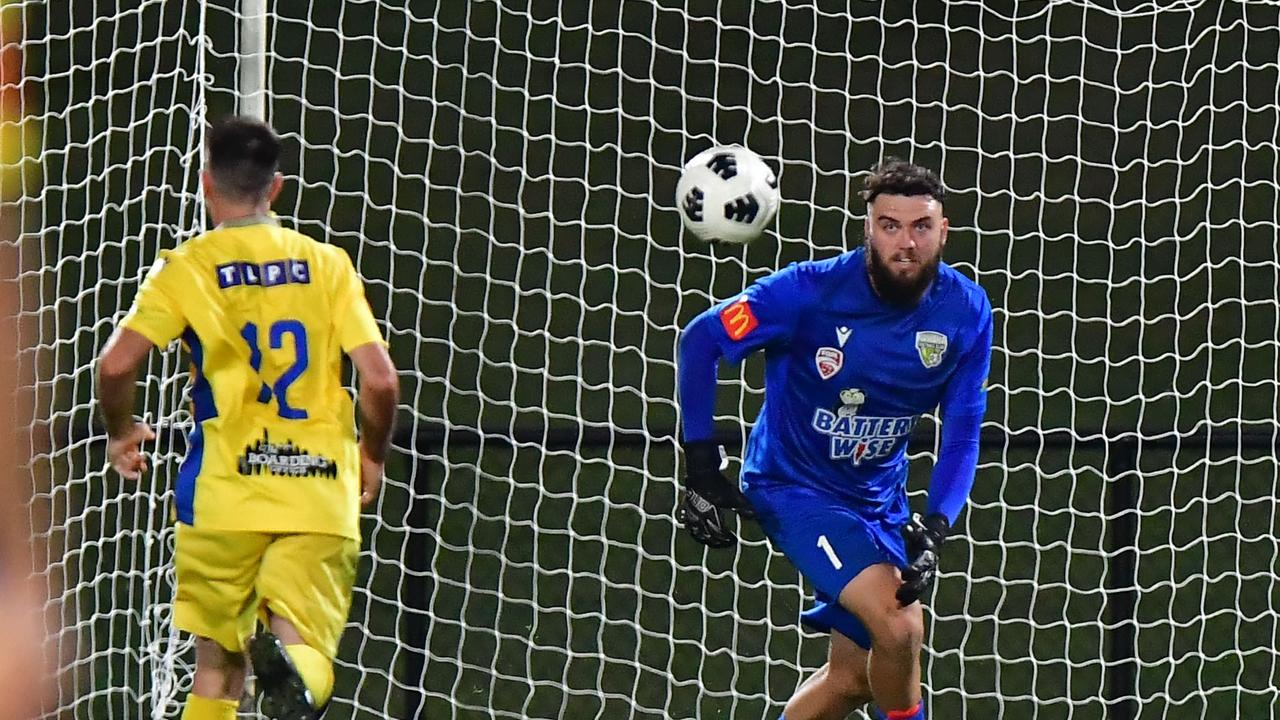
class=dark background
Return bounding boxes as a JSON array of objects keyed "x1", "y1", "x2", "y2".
[{"x1": 15, "y1": 1, "x2": 1280, "y2": 718}]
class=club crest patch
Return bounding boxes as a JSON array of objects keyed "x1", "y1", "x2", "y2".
[
  {"x1": 815, "y1": 347, "x2": 844, "y2": 380},
  {"x1": 916, "y1": 331, "x2": 948, "y2": 368}
]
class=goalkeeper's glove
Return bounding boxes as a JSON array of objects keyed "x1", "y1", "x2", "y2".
[
  {"x1": 896, "y1": 512, "x2": 950, "y2": 606},
  {"x1": 675, "y1": 440, "x2": 755, "y2": 549}
]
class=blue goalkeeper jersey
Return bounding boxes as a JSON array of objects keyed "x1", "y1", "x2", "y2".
[{"x1": 680, "y1": 248, "x2": 993, "y2": 524}]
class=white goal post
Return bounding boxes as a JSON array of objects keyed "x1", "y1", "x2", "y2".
[
  {"x1": 15, "y1": 2, "x2": 1280, "y2": 719},
  {"x1": 238, "y1": 0, "x2": 267, "y2": 121}
]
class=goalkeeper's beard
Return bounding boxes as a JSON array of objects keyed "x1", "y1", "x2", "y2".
[{"x1": 866, "y1": 242, "x2": 942, "y2": 308}]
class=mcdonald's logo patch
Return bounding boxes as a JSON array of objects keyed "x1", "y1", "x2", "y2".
[{"x1": 719, "y1": 297, "x2": 758, "y2": 340}]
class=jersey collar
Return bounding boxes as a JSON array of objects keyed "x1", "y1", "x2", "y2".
[{"x1": 217, "y1": 213, "x2": 280, "y2": 229}]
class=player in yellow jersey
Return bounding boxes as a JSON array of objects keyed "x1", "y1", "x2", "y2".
[{"x1": 94, "y1": 116, "x2": 399, "y2": 720}]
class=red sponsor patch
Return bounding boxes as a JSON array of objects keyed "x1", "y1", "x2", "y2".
[{"x1": 719, "y1": 297, "x2": 759, "y2": 341}]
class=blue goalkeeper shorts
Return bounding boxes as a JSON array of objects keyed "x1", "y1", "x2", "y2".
[{"x1": 744, "y1": 482, "x2": 909, "y2": 649}]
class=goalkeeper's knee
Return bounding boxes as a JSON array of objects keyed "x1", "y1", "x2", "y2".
[{"x1": 284, "y1": 643, "x2": 334, "y2": 707}]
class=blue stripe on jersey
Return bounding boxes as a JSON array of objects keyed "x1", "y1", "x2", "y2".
[
  {"x1": 182, "y1": 328, "x2": 218, "y2": 421},
  {"x1": 175, "y1": 424, "x2": 203, "y2": 525},
  {"x1": 177, "y1": 327, "x2": 216, "y2": 525}
]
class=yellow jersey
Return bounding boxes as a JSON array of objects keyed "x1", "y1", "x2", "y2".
[{"x1": 121, "y1": 215, "x2": 384, "y2": 541}]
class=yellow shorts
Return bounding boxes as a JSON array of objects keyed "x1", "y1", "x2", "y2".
[{"x1": 173, "y1": 524, "x2": 358, "y2": 658}]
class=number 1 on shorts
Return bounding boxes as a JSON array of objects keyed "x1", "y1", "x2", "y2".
[{"x1": 817, "y1": 534, "x2": 843, "y2": 570}]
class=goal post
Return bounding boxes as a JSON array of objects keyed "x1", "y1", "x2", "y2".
[
  {"x1": 21, "y1": 2, "x2": 1280, "y2": 719},
  {"x1": 237, "y1": 0, "x2": 266, "y2": 120}
]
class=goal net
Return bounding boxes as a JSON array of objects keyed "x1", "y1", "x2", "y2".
[{"x1": 18, "y1": 2, "x2": 1280, "y2": 718}]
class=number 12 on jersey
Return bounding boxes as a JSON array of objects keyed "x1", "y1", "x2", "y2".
[{"x1": 240, "y1": 319, "x2": 309, "y2": 420}]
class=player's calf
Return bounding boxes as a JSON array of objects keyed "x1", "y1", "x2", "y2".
[
  {"x1": 781, "y1": 630, "x2": 874, "y2": 720},
  {"x1": 190, "y1": 637, "x2": 248, "y2": 699},
  {"x1": 780, "y1": 665, "x2": 874, "y2": 720},
  {"x1": 183, "y1": 638, "x2": 247, "y2": 720},
  {"x1": 820, "y1": 661, "x2": 873, "y2": 708}
]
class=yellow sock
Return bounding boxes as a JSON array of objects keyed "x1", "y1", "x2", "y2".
[
  {"x1": 181, "y1": 694, "x2": 237, "y2": 720},
  {"x1": 285, "y1": 643, "x2": 334, "y2": 707}
]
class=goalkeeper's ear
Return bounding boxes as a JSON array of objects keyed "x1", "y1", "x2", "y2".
[{"x1": 265, "y1": 172, "x2": 284, "y2": 206}]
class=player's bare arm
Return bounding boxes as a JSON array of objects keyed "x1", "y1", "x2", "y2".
[
  {"x1": 96, "y1": 326, "x2": 158, "y2": 480},
  {"x1": 348, "y1": 341, "x2": 398, "y2": 506}
]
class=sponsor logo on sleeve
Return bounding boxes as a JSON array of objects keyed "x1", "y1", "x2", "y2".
[
  {"x1": 815, "y1": 347, "x2": 843, "y2": 380},
  {"x1": 719, "y1": 296, "x2": 759, "y2": 341}
]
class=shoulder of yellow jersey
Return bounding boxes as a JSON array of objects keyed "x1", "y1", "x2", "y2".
[
  {"x1": 152, "y1": 224, "x2": 351, "y2": 285},
  {"x1": 315, "y1": 241, "x2": 361, "y2": 280},
  {"x1": 153, "y1": 229, "x2": 215, "y2": 267},
  {"x1": 315, "y1": 239, "x2": 351, "y2": 262}
]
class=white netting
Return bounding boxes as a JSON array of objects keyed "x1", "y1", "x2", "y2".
[{"x1": 16, "y1": 2, "x2": 1280, "y2": 719}]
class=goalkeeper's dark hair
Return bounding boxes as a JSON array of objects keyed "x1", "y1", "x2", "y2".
[
  {"x1": 206, "y1": 115, "x2": 281, "y2": 201},
  {"x1": 860, "y1": 157, "x2": 945, "y2": 207}
]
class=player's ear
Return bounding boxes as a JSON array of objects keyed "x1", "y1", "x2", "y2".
[
  {"x1": 265, "y1": 172, "x2": 284, "y2": 205},
  {"x1": 939, "y1": 215, "x2": 949, "y2": 249},
  {"x1": 200, "y1": 170, "x2": 217, "y2": 200}
]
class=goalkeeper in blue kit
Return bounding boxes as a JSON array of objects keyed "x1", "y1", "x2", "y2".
[{"x1": 676, "y1": 159, "x2": 992, "y2": 720}]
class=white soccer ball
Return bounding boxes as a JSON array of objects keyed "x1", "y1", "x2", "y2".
[{"x1": 675, "y1": 145, "x2": 779, "y2": 245}]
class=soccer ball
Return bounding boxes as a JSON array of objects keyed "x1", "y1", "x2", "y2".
[{"x1": 675, "y1": 145, "x2": 779, "y2": 245}]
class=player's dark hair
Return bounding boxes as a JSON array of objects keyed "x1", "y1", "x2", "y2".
[
  {"x1": 206, "y1": 116, "x2": 281, "y2": 201},
  {"x1": 860, "y1": 157, "x2": 945, "y2": 207}
]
